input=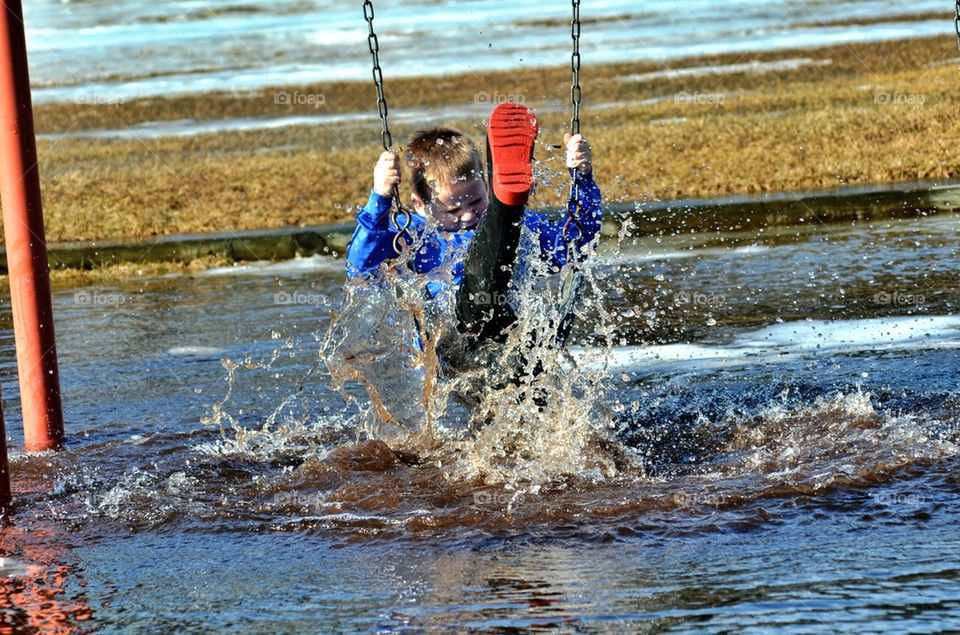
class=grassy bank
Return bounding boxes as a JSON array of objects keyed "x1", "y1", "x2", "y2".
[
  {"x1": 26, "y1": 32, "x2": 960, "y2": 243},
  {"x1": 0, "y1": 257, "x2": 231, "y2": 290}
]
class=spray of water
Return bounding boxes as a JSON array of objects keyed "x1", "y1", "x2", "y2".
[{"x1": 319, "y1": 162, "x2": 641, "y2": 487}]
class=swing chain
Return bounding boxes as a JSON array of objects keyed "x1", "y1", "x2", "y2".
[
  {"x1": 955, "y1": 0, "x2": 960, "y2": 56},
  {"x1": 562, "y1": 0, "x2": 584, "y2": 244},
  {"x1": 570, "y1": 0, "x2": 581, "y2": 136},
  {"x1": 363, "y1": 0, "x2": 412, "y2": 254}
]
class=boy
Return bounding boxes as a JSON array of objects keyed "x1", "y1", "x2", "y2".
[{"x1": 346, "y1": 102, "x2": 601, "y2": 347}]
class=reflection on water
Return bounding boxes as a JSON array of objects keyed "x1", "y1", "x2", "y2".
[
  {"x1": 0, "y1": 519, "x2": 93, "y2": 632},
  {"x1": 0, "y1": 209, "x2": 957, "y2": 630},
  {"x1": 57, "y1": 503, "x2": 960, "y2": 632}
]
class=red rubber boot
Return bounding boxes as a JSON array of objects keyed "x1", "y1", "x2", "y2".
[{"x1": 486, "y1": 102, "x2": 538, "y2": 208}]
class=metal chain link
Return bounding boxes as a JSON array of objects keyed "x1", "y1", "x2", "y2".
[
  {"x1": 570, "y1": 0, "x2": 581, "y2": 136},
  {"x1": 562, "y1": 0, "x2": 584, "y2": 243},
  {"x1": 363, "y1": 0, "x2": 412, "y2": 255},
  {"x1": 955, "y1": 0, "x2": 960, "y2": 56}
]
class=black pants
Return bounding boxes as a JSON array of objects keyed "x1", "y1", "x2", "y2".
[
  {"x1": 455, "y1": 138, "x2": 584, "y2": 348},
  {"x1": 455, "y1": 139, "x2": 524, "y2": 343}
]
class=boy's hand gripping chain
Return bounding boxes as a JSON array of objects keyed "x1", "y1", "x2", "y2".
[{"x1": 363, "y1": 1, "x2": 413, "y2": 255}]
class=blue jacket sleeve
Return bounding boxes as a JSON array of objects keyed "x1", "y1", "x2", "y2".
[
  {"x1": 346, "y1": 190, "x2": 398, "y2": 278},
  {"x1": 522, "y1": 169, "x2": 603, "y2": 271}
]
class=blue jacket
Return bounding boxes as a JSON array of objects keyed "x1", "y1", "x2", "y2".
[{"x1": 346, "y1": 170, "x2": 602, "y2": 299}]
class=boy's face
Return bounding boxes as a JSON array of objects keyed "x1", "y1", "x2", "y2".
[{"x1": 413, "y1": 177, "x2": 488, "y2": 232}]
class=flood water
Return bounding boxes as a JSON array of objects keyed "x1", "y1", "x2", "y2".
[
  {"x1": 23, "y1": 0, "x2": 951, "y2": 103},
  {"x1": 2, "y1": 206, "x2": 959, "y2": 631}
]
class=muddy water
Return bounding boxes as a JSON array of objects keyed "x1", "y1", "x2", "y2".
[{"x1": 2, "y1": 210, "x2": 959, "y2": 632}]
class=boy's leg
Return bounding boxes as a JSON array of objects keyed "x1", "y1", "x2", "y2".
[
  {"x1": 456, "y1": 103, "x2": 538, "y2": 343},
  {"x1": 455, "y1": 181, "x2": 523, "y2": 342}
]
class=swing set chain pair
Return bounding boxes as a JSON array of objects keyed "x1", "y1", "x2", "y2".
[
  {"x1": 562, "y1": 0, "x2": 584, "y2": 244},
  {"x1": 363, "y1": 0, "x2": 412, "y2": 255},
  {"x1": 363, "y1": 1, "x2": 583, "y2": 249}
]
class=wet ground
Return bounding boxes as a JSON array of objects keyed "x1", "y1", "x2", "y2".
[{"x1": 2, "y1": 208, "x2": 959, "y2": 632}]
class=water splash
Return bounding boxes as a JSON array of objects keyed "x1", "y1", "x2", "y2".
[
  {"x1": 319, "y1": 180, "x2": 638, "y2": 486},
  {"x1": 720, "y1": 390, "x2": 960, "y2": 487},
  {"x1": 198, "y1": 328, "x2": 355, "y2": 462},
  {"x1": 31, "y1": 163, "x2": 959, "y2": 541}
]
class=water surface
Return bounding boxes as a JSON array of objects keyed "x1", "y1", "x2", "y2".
[
  {"x1": 23, "y1": 0, "x2": 951, "y2": 103},
  {"x1": 2, "y1": 208, "x2": 958, "y2": 631}
]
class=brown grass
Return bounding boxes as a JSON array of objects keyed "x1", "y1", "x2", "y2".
[{"x1": 24, "y1": 35, "x2": 960, "y2": 243}]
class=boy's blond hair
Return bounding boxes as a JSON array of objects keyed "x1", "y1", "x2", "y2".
[{"x1": 405, "y1": 128, "x2": 484, "y2": 204}]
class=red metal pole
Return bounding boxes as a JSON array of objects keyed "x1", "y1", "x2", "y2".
[
  {"x1": 0, "y1": 0, "x2": 64, "y2": 452},
  {"x1": 0, "y1": 400, "x2": 10, "y2": 509}
]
